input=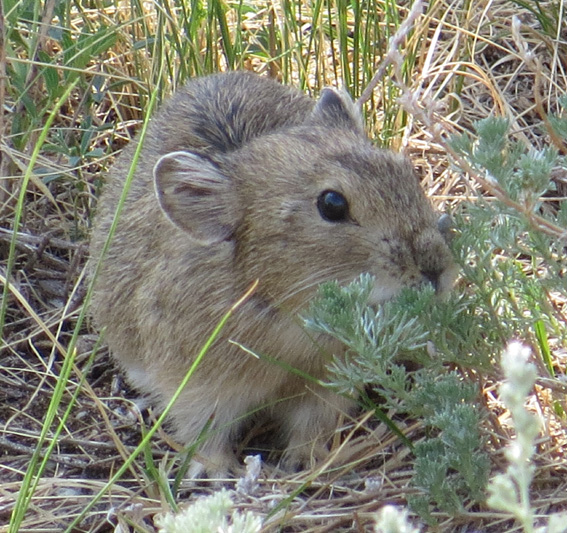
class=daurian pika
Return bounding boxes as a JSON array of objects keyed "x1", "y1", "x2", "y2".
[{"x1": 89, "y1": 71, "x2": 456, "y2": 476}]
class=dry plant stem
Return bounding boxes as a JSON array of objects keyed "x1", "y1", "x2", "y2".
[
  {"x1": 511, "y1": 17, "x2": 567, "y2": 155},
  {"x1": 10, "y1": 0, "x2": 55, "y2": 152},
  {"x1": 357, "y1": 0, "x2": 424, "y2": 108},
  {"x1": 537, "y1": 377, "x2": 567, "y2": 395},
  {"x1": 0, "y1": 2, "x2": 7, "y2": 204},
  {"x1": 38, "y1": 0, "x2": 56, "y2": 51},
  {"x1": 0, "y1": 3, "x2": 5, "y2": 141},
  {"x1": 390, "y1": 51, "x2": 567, "y2": 240},
  {"x1": 0, "y1": 227, "x2": 83, "y2": 250},
  {"x1": 0, "y1": 436, "x2": 94, "y2": 469},
  {"x1": 359, "y1": 9, "x2": 567, "y2": 239}
]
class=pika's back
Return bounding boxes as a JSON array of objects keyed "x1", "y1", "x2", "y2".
[{"x1": 139, "y1": 71, "x2": 315, "y2": 160}]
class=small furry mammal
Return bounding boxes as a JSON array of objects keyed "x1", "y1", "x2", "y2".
[{"x1": 89, "y1": 71, "x2": 456, "y2": 476}]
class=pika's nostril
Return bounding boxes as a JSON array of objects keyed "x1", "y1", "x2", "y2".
[{"x1": 421, "y1": 270, "x2": 440, "y2": 291}]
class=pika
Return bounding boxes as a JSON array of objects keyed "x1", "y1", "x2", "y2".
[{"x1": 89, "y1": 71, "x2": 456, "y2": 476}]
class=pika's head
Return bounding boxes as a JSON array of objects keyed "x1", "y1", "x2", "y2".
[{"x1": 153, "y1": 88, "x2": 457, "y2": 311}]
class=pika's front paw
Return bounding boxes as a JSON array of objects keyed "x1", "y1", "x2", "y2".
[{"x1": 187, "y1": 448, "x2": 240, "y2": 480}]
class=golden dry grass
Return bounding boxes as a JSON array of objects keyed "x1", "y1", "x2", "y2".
[{"x1": 1, "y1": 0, "x2": 566, "y2": 531}]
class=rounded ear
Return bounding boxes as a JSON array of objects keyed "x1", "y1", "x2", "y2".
[
  {"x1": 153, "y1": 151, "x2": 240, "y2": 244},
  {"x1": 308, "y1": 87, "x2": 365, "y2": 134}
]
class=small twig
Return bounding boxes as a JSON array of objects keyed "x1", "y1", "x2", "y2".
[
  {"x1": 511, "y1": 16, "x2": 567, "y2": 155},
  {"x1": 357, "y1": 5, "x2": 567, "y2": 240},
  {"x1": 357, "y1": 0, "x2": 424, "y2": 108},
  {"x1": 56, "y1": 436, "x2": 141, "y2": 454},
  {"x1": 0, "y1": 227, "x2": 83, "y2": 251},
  {"x1": 536, "y1": 377, "x2": 567, "y2": 395},
  {"x1": 0, "y1": 435, "x2": 144, "y2": 474},
  {"x1": 372, "y1": 14, "x2": 567, "y2": 241},
  {"x1": 0, "y1": 436, "x2": 91, "y2": 469}
]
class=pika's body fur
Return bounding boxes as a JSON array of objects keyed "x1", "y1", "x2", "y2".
[{"x1": 89, "y1": 71, "x2": 456, "y2": 475}]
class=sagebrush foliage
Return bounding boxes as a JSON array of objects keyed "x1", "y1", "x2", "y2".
[
  {"x1": 450, "y1": 113, "x2": 567, "y2": 356},
  {"x1": 305, "y1": 276, "x2": 490, "y2": 520}
]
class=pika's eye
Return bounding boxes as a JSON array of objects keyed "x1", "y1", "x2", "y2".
[{"x1": 317, "y1": 190, "x2": 349, "y2": 222}]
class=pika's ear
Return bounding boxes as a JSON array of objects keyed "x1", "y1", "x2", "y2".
[
  {"x1": 154, "y1": 151, "x2": 240, "y2": 244},
  {"x1": 308, "y1": 88, "x2": 365, "y2": 134}
]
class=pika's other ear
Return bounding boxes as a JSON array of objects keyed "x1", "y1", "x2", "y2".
[
  {"x1": 308, "y1": 87, "x2": 365, "y2": 134},
  {"x1": 154, "y1": 151, "x2": 240, "y2": 244}
]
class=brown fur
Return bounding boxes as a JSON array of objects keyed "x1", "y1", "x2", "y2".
[{"x1": 88, "y1": 71, "x2": 456, "y2": 476}]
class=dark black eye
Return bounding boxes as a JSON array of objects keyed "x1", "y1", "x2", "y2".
[{"x1": 317, "y1": 190, "x2": 349, "y2": 222}]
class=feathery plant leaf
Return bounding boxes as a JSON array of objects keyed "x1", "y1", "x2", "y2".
[{"x1": 304, "y1": 276, "x2": 490, "y2": 519}]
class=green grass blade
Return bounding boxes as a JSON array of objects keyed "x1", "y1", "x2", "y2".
[
  {"x1": 534, "y1": 319, "x2": 554, "y2": 376},
  {"x1": 0, "y1": 79, "x2": 79, "y2": 344},
  {"x1": 63, "y1": 280, "x2": 258, "y2": 532}
]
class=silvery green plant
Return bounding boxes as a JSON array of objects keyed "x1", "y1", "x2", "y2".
[
  {"x1": 374, "y1": 505, "x2": 421, "y2": 533},
  {"x1": 155, "y1": 489, "x2": 262, "y2": 533},
  {"x1": 448, "y1": 110, "x2": 566, "y2": 366},
  {"x1": 487, "y1": 342, "x2": 567, "y2": 533},
  {"x1": 305, "y1": 276, "x2": 490, "y2": 521}
]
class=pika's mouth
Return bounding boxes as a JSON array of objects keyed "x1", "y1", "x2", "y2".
[
  {"x1": 367, "y1": 263, "x2": 458, "y2": 306},
  {"x1": 368, "y1": 283, "x2": 407, "y2": 305}
]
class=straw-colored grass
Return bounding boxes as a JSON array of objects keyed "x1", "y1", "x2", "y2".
[{"x1": 1, "y1": 0, "x2": 566, "y2": 531}]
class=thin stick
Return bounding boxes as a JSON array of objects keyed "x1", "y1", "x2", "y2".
[{"x1": 357, "y1": 0, "x2": 424, "y2": 108}]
